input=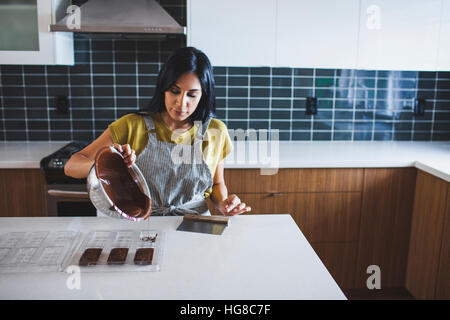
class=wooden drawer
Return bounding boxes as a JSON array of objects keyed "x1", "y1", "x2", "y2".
[
  {"x1": 311, "y1": 242, "x2": 358, "y2": 289},
  {"x1": 237, "y1": 191, "x2": 362, "y2": 243},
  {"x1": 224, "y1": 168, "x2": 363, "y2": 193}
]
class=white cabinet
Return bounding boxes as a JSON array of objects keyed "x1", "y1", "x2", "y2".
[
  {"x1": 187, "y1": 0, "x2": 277, "y2": 67},
  {"x1": 437, "y1": 0, "x2": 450, "y2": 70},
  {"x1": 357, "y1": 0, "x2": 442, "y2": 71},
  {"x1": 188, "y1": 0, "x2": 449, "y2": 71},
  {"x1": 276, "y1": 0, "x2": 360, "y2": 69},
  {"x1": 0, "y1": 0, "x2": 73, "y2": 65}
]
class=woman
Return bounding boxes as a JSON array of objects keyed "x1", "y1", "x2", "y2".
[{"x1": 65, "y1": 46, "x2": 251, "y2": 218}]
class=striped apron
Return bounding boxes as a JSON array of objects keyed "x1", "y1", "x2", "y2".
[{"x1": 134, "y1": 113, "x2": 214, "y2": 216}]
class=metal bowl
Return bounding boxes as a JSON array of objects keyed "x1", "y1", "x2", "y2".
[{"x1": 87, "y1": 146, "x2": 151, "y2": 221}]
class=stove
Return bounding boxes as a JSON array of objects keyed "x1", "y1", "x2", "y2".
[
  {"x1": 40, "y1": 141, "x2": 89, "y2": 185},
  {"x1": 40, "y1": 141, "x2": 97, "y2": 217}
]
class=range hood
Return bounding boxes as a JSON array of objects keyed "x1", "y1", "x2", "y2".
[{"x1": 50, "y1": 0, "x2": 185, "y2": 34}]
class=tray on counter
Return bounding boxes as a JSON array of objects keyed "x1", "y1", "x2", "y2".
[
  {"x1": 0, "y1": 229, "x2": 165, "y2": 273},
  {"x1": 65, "y1": 229, "x2": 164, "y2": 273},
  {"x1": 0, "y1": 230, "x2": 80, "y2": 273}
]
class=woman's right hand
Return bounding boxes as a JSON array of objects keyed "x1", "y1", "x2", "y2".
[
  {"x1": 112, "y1": 143, "x2": 136, "y2": 168},
  {"x1": 65, "y1": 129, "x2": 135, "y2": 178}
]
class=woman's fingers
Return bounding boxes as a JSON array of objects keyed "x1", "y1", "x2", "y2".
[
  {"x1": 123, "y1": 149, "x2": 136, "y2": 168},
  {"x1": 223, "y1": 195, "x2": 251, "y2": 215},
  {"x1": 122, "y1": 144, "x2": 132, "y2": 157},
  {"x1": 225, "y1": 194, "x2": 240, "y2": 212},
  {"x1": 112, "y1": 144, "x2": 135, "y2": 168},
  {"x1": 112, "y1": 143, "x2": 123, "y2": 153}
]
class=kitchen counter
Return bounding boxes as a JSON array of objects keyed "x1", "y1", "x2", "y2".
[
  {"x1": 0, "y1": 215, "x2": 346, "y2": 300},
  {"x1": 0, "y1": 141, "x2": 68, "y2": 169},
  {"x1": 1, "y1": 141, "x2": 449, "y2": 181}
]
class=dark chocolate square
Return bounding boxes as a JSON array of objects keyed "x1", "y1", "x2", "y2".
[
  {"x1": 134, "y1": 248, "x2": 153, "y2": 265},
  {"x1": 79, "y1": 248, "x2": 102, "y2": 266},
  {"x1": 107, "y1": 248, "x2": 129, "y2": 265}
]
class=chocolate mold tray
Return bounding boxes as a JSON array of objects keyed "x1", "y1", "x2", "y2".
[
  {"x1": 0, "y1": 231, "x2": 80, "y2": 273},
  {"x1": 65, "y1": 230, "x2": 164, "y2": 272}
]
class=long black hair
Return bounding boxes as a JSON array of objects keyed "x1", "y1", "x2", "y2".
[{"x1": 143, "y1": 46, "x2": 216, "y2": 123}]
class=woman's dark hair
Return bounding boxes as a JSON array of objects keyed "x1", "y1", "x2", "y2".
[{"x1": 142, "y1": 46, "x2": 215, "y2": 123}]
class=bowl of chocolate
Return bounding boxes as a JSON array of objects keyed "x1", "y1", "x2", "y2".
[{"x1": 87, "y1": 146, "x2": 151, "y2": 221}]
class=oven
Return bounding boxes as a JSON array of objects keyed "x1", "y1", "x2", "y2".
[{"x1": 40, "y1": 141, "x2": 97, "y2": 217}]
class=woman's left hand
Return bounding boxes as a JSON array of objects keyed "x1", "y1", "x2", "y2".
[{"x1": 217, "y1": 194, "x2": 251, "y2": 216}]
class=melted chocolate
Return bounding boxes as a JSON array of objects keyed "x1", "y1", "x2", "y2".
[{"x1": 95, "y1": 147, "x2": 151, "y2": 219}]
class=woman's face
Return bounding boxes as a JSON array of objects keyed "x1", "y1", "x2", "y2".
[{"x1": 164, "y1": 72, "x2": 203, "y2": 122}]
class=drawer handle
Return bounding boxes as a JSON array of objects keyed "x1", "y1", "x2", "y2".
[
  {"x1": 270, "y1": 192, "x2": 284, "y2": 197},
  {"x1": 48, "y1": 189, "x2": 89, "y2": 199}
]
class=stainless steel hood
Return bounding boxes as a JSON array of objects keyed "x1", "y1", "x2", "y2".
[{"x1": 50, "y1": 0, "x2": 185, "y2": 34}]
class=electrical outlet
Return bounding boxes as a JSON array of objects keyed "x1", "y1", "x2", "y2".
[
  {"x1": 56, "y1": 96, "x2": 69, "y2": 115},
  {"x1": 306, "y1": 97, "x2": 317, "y2": 115},
  {"x1": 414, "y1": 98, "x2": 425, "y2": 116}
]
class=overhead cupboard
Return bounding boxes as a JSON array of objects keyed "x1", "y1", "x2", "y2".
[
  {"x1": 0, "y1": 0, "x2": 74, "y2": 65},
  {"x1": 187, "y1": 0, "x2": 450, "y2": 71}
]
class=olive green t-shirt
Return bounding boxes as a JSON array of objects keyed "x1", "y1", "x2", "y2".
[{"x1": 108, "y1": 112, "x2": 233, "y2": 198}]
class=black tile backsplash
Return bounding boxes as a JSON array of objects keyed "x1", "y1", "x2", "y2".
[{"x1": 1, "y1": 0, "x2": 450, "y2": 142}]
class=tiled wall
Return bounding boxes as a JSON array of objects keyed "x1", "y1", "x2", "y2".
[
  {"x1": 216, "y1": 68, "x2": 450, "y2": 141},
  {"x1": 1, "y1": 0, "x2": 449, "y2": 142}
]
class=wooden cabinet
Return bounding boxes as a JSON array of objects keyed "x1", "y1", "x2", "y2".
[
  {"x1": 0, "y1": 169, "x2": 47, "y2": 217},
  {"x1": 224, "y1": 168, "x2": 363, "y2": 193},
  {"x1": 406, "y1": 170, "x2": 449, "y2": 299},
  {"x1": 355, "y1": 168, "x2": 416, "y2": 289},
  {"x1": 436, "y1": 185, "x2": 450, "y2": 299}
]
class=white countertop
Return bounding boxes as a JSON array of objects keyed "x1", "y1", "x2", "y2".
[
  {"x1": 1, "y1": 141, "x2": 449, "y2": 182},
  {"x1": 0, "y1": 141, "x2": 68, "y2": 169},
  {"x1": 0, "y1": 215, "x2": 346, "y2": 300}
]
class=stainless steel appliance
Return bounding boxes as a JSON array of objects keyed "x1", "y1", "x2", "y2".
[{"x1": 40, "y1": 141, "x2": 97, "y2": 217}]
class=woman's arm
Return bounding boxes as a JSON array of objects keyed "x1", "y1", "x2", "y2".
[
  {"x1": 210, "y1": 160, "x2": 251, "y2": 216},
  {"x1": 64, "y1": 128, "x2": 135, "y2": 179}
]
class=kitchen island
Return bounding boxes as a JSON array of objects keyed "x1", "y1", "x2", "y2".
[{"x1": 0, "y1": 214, "x2": 346, "y2": 300}]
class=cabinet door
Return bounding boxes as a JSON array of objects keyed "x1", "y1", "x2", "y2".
[
  {"x1": 0, "y1": 169, "x2": 47, "y2": 217},
  {"x1": 437, "y1": 0, "x2": 450, "y2": 70},
  {"x1": 276, "y1": 0, "x2": 360, "y2": 69},
  {"x1": 435, "y1": 182, "x2": 450, "y2": 299},
  {"x1": 406, "y1": 170, "x2": 448, "y2": 299},
  {"x1": 187, "y1": 0, "x2": 276, "y2": 66},
  {"x1": 356, "y1": 168, "x2": 416, "y2": 289},
  {"x1": 358, "y1": 0, "x2": 441, "y2": 71},
  {"x1": 0, "y1": 0, "x2": 73, "y2": 65}
]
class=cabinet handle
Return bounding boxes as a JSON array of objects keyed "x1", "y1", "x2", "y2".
[
  {"x1": 48, "y1": 189, "x2": 89, "y2": 199},
  {"x1": 270, "y1": 192, "x2": 284, "y2": 197}
]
